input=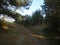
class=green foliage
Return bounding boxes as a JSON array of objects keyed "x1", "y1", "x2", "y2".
[
  {"x1": 10, "y1": 0, "x2": 31, "y2": 6},
  {"x1": 22, "y1": 15, "x2": 32, "y2": 27},
  {"x1": 41, "y1": 27, "x2": 58, "y2": 37},
  {"x1": 42, "y1": 0, "x2": 60, "y2": 36},
  {"x1": 0, "y1": 0, "x2": 32, "y2": 31},
  {"x1": 21, "y1": 10, "x2": 43, "y2": 27},
  {"x1": 31, "y1": 10, "x2": 43, "y2": 25}
]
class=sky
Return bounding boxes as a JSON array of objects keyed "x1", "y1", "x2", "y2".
[{"x1": 16, "y1": 0, "x2": 44, "y2": 16}]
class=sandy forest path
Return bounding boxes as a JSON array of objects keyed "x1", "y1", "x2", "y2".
[
  {"x1": 5, "y1": 24, "x2": 40, "y2": 45},
  {"x1": 0, "y1": 23, "x2": 58, "y2": 45},
  {"x1": 12, "y1": 23, "x2": 40, "y2": 45}
]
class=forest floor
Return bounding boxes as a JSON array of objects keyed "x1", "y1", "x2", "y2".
[{"x1": 0, "y1": 23, "x2": 58, "y2": 45}]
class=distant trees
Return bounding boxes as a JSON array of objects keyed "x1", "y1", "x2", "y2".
[
  {"x1": 22, "y1": 10, "x2": 43, "y2": 27},
  {"x1": 31, "y1": 10, "x2": 43, "y2": 25},
  {"x1": 22, "y1": 15, "x2": 32, "y2": 27}
]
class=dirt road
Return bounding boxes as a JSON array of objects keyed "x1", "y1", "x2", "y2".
[
  {"x1": 14, "y1": 24, "x2": 40, "y2": 45},
  {"x1": 0, "y1": 23, "x2": 41, "y2": 45},
  {"x1": 0, "y1": 23, "x2": 58, "y2": 45}
]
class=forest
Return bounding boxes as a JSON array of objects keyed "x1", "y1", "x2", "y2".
[{"x1": 0, "y1": 0, "x2": 60, "y2": 45}]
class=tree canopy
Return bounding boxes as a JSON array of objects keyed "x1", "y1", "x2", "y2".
[
  {"x1": 42, "y1": 0, "x2": 60, "y2": 36},
  {"x1": 0, "y1": 0, "x2": 33, "y2": 18},
  {"x1": 0, "y1": 0, "x2": 33, "y2": 30},
  {"x1": 9, "y1": 0, "x2": 32, "y2": 7},
  {"x1": 32, "y1": 10, "x2": 43, "y2": 25}
]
